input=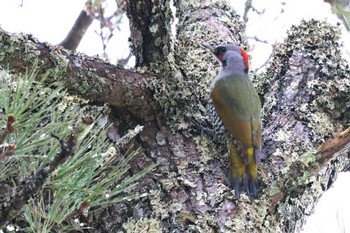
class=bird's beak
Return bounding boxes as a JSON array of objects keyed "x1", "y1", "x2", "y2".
[{"x1": 202, "y1": 43, "x2": 215, "y2": 53}]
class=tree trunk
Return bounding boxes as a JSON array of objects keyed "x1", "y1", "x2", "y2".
[{"x1": 0, "y1": 1, "x2": 349, "y2": 232}]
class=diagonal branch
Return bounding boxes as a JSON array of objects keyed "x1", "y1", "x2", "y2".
[
  {"x1": 316, "y1": 127, "x2": 350, "y2": 166},
  {"x1": 59, "y1": 10, "x2": 94, "y2": 50},
  {"x1": 268, "y1": 127, "x2": 350, "y2": 212},
  {"x1": 0, "y1": 27, "x2": 158, "y2": 119}
]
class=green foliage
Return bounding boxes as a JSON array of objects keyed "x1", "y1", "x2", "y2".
[
  {"x1": 0, "y1": 68, "x2": 73, "y2": 181},
  {"x1": 335, "y1": 4, "x2": 350, "y2": 30},
  {"x1": 0, "y1": 66, "x2": 156, "y2": 232}
]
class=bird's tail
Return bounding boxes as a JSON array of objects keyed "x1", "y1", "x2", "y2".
[{"x1": 229, "y1": 140, "x2": 259, "y2": 199}]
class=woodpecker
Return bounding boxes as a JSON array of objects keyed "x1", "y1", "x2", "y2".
[{"x1": 203, "y1": 43, "x2": 262, "y2": 199}]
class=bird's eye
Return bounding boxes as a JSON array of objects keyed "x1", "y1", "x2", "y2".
[
  {"x1": 214, "y1": 47, "x2": 226, "y2": 56},
  {"x1": 218, "y1": 47, "x2": 226, "y2": 53}
]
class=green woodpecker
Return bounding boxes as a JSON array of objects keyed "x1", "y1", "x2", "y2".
[{"x1": 203, "y1": 43, "x2": 262, "y2": 199}]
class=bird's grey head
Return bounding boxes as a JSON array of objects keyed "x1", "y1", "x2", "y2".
[{"x1": 203, "y1": 43, "x2": 250, "y2": 77}]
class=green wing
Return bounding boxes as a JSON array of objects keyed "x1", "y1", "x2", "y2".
[{"x1": 210, "y1": 75, "x2": 261, "y2": 148}]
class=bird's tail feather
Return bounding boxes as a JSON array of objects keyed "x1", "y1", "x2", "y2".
[{"x1": 229, "y1": 141, "x2": 259, "y2": 199}]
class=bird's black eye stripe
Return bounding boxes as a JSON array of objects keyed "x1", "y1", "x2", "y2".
[{"x1": 214, "y1": 46, "x2": 226, "y2": 56}]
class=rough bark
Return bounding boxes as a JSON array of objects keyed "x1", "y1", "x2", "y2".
[
  {"x1": 99, "y1": 2, "x2": 350, "y2": 232},
  {"x1": 126, "y1": 0, "x2": 172, "y2": 66},
  {"x1": 0, "y1": 1, "x2": 349, "y2": 232},
  {"x1": 0, "y1": 27, "x2": 157, "y2": 119}
]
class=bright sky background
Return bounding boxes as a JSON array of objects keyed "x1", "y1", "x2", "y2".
[
  {"x1": 233, "y1": 0, "x2": 350, "y2": 71},
  {"x1": 0, "y1": 0, "x2": 131, "y2": 64},
  {"x1": 0, "y1": 0, "x2": 349, "y2": 232}
]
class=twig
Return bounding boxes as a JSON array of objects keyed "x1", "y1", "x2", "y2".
[
  {"x1": 0, "y1": 144, "x2": 16, "y2": 161},
  {"x1": 316, "y1": 127, "x2": 350, "y2": 166},
  {"x1": 0, "y1": 130, "x2": 78, "y2": 228},
  {"x1": 248, "y1": 36, "x2": 268, "y2": 44},
  {"x1": 243, "y1": 0, "x2": 253, "y2": 23},
  {"x1": 269, "y1": 127, "x2": 350, "y2": 211},
  {"x1": 0, "y1": 114, "x2": 15, "y2": 145},
  {"x1": 254, "y1": 44, "x2": 276, "y2": 72}
]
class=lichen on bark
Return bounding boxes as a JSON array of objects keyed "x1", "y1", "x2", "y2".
[
  {"x1": 254, "y1": 19, "x2": 350, "y2": 232},
  {"x1": 1, "y1": 2, "x2": 349, "y2": 232}
]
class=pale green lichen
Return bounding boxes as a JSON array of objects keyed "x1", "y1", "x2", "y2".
[
  {"x1": 308, "y1": 111, "x2": 337, "y2": 141},
  {"x1": 154, "y1": 37, "x2": 162, "y2": 47},
  {"x1": 128, "y1": 13, "x2": 349, "y2": 233},
  {"x1": 180, "y1": 177, "x2": 197, "y2": 188},
  {"x1": 269, "y1": 181, "x2": 282, "y2": 196},
  {"x1": 225, "y1": 198, "x2": 269, "y2": 232},
  {"x1": 187, "y1": 212, "x2": 217, "y2": 232},
  {"x1": 0, "y1": 32, "x2": 41, "y2": 67},
  {"x1": 145, "y1": 2, "x2": 247, "y2": 137},
  {"x1": 194, "y1": 136, "x2": 214, "y2": 165},
  {"x1": 275, "y1": 128, "x2": 292, "y2": 142},
  {"x1": 123, "y1": 217, "x2": 161, "y2": 233},
  {"x1": 149, "y1": 24, "x2": 159, "y2": 34},
  {"x1": 0, "y1": 36, "x2": 15, "y2": 61},
  {"x1": 158, "y1": 173, "x2": 178, "y2": 191},
  {"x1": 148, "y1": 189, "x2": 170, "y2": 219},
  {"x1": 252, "y1": 19, "x2": 350, "y2": 232},
  {"x1": 177, "y1": 160, "x2": 189, "y2": 174},
  {"x1": 299, "y1": 151, "x2": 317, "y2": 167}
]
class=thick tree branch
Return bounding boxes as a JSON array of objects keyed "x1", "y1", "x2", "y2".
[
  {"x1": 91, "y1": 5, "x2": 350, "y2": 233},
  {"x1": 126, "y1": 0, "x2": 172, "y2": 66},
  {"x1": 1, "y1": 2, "x2": 349, "y2": 231},
  {"x1": 268, "y1": 127, "x2": 350, "y2": 213},
  {"x1": 255, "y1": 19, "x2": 350, "y2": 232},
  {"x1": 0, "y1": 27, "x2": 158, "y2": 119}
]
